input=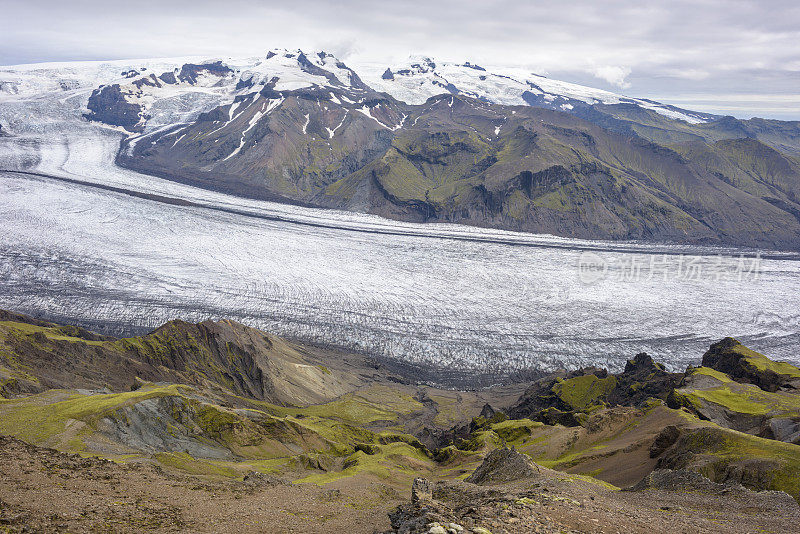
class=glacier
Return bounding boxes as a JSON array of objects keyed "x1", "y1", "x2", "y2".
[{"x1": 1, "y1": 54, "x2": 799, "y2": 376}]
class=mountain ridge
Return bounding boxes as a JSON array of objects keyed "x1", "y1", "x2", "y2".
[{"x1": 3, "y1": 49, "x2": 800, "y2": 249}]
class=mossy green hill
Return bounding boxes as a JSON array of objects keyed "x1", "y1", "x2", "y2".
[
  {"x1": 119, "y1": 88, "x2": 800, "y2": 250},
  {"x1": 2, "y1": 310, "x2": 800, "y2": 504}
]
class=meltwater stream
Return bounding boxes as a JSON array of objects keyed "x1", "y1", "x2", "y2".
[{"x1": 1, "y1": 89, "x2": 799, "y2": 374}]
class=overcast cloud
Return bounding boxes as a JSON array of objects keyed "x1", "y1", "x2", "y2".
[{"x1": 2, "y1": 0, "x2": 799, "y2": 119}]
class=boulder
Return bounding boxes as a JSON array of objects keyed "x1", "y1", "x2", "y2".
[{"x1": 765, "y1": 417, "x2": 800, "y2": 444}]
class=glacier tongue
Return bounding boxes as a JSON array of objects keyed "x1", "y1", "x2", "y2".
[
  {"x1": 1, "y1": 50, "x2": 797, "y2": 376},
  {"x1": 1, "y1": 81, "x2": 800, "y2": 375}
]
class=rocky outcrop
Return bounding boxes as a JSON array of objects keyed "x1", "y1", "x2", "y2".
[
  {"x1": 649, "y1": 425, "x2": 682, "y2": 458},
  {"x1": 627, "y1": 468, "x2": 798, "y2": 510},
  {"x1": 702, "y1": 337, "x2": 800, "y2": 392},
  {"x1": 176, "y1": 61, "x2": 233, "y2": 84},
  {"x1": 507, "y1": 355, "x2": 681, "y2": 425},
  {"x1": 117, "y1": 319, "x2": 271, "y2": 400},
  {"x1": 766, "y1": 417, "x2": 800, "y2": 443},
  {"x1": 607, "y1": 353, "x2": 682, "y2": 406},
  {"x1": 465, "y1": 447, "x2": 540, "y2": 485},
  {"x1": 668, "y1": 344, "x2": 800, "y2": 443},
  {"x1": 85, "y1": 84, "x2": 144, "y2": 132},
  {"x1": 411, "y1": 477, "x2": 433, "y2": 503},
  {"x1": 0, "y1": 310, "x2": 371, "y2": 406},
  {"x1": 651, "y1": 425, "x2": 800, "y2": 499}
]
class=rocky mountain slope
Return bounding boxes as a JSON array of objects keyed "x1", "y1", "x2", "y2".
[
  {"x1": 0, "y1": 309, "x2": 389, "y2": 405},
  {"x1": 2, "y1": 310, "x2": 800, "y2": 532},
  {"x1": 3, "y1": 51, "x2": 800, "y2": 249},
  {"x1": 3, "y1": 436, "x2": 798, "y2": 533}
]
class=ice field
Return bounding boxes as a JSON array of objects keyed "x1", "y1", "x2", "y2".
[{"x1": 1, "y1": 64, "x2": 800, "y2": 373}]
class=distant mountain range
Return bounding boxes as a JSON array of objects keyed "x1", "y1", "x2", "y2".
[{"x1": 3, "y1": 49, "x2": 800, "y2": 249}]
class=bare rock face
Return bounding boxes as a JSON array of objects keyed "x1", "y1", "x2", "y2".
[
  {"x1": 466, "y1": 447, "x2": 540, "y2": 485},
  {"x1": 767, "y1": 417, "x2": 800, "y2": 444},
  {"x1": 411, "y1": 477, "x2": 432, "y2": 503},
  {"x1": 478, "y1": 403, "x2": 496, "y2": 419},
  {"x1": 241, "y1": 470, "x2": 287, "y2": 488},
  {"x1": 85, "y1": 84, "x2": 144, "y2": 132},
  {"x1": 629, "y1": 468, "x2": 722, "y2": 492}
]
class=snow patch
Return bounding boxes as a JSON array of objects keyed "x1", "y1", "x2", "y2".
[
  {"x1": 326, "y1": 112, "x2": 347, "y2": 138},
  {"x1": 221, "y1": 97, "x2": 283, "y2": 161}
]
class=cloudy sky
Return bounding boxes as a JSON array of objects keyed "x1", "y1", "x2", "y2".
[{"x1": 2, "y1": 0, "x2": 799, "y2": 119}]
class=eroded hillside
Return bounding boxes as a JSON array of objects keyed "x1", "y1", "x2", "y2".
[{"x1": 2, "y1": 310, "x2": 800, "y2": 532}]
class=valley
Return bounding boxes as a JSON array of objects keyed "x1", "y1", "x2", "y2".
[
  {"x1": 1, "y1": 311, "x2": 800, "y2": 532},
  {"x1": 3, "y1": 4, "x2": 800, "y2": 532}
]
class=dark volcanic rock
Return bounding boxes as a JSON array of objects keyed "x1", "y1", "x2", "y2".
[
  {"x1": 176, "y1": 61, "x2": 233, "y2": 84},
  {"x1": 411, "y1": 477, "x2": 432, "y2": 503},
  {"x1": 158, "y1": 71, "x2": 177, "y2": 84},
  {"x1": 607, "y1": 352, "x2": 682, "y2": 406},
  {"x1": 649, "y1": 425, "x2": 681, "y2": 458},
  {"x1": 624, "y1": 353, "x2": 664, "y2": 376},
  {"x1": 132, "y1": 74, "x2": 162, "y2": 89},
  {"x1": 479, "y1": 403, "x2": 496, "y2": 419},
  {"x1": 507, "y1": 355, "x2": 681, "y2": 425},
  {"x1": 85, "y1": 84, "x2": 144, "y2": 132},
  {"x1": 702, "y1": 337, "x2": 800, "y2": 392}
]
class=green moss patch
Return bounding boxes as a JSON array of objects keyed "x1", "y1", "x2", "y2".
[
  {"x1": 677, "y1": 426, "x2": 800, "y2": 501},
  {"x1": 294, "y1": 441, "x2": 434, "y2": 485},
  {"x1": 680, "y1": 377, "x2": 800, "y2": 417},
  {"x1": 734, "y1": 344, "x2": 800, "y2": 379},
  {"x1": 0, "y1": 384, "x2": 185, "y2": 445},
  {"x1": 491, "y1": 419, "x2": 543, "y2": 446},
  {"x1": 0, "y1": 320, "x2": 106, "y2": 346},
  {"x1": 552, "y1": 375, "x2": 617, "y2": 411},
  {"x1": 154, "y1": 451, "x2": 237, "y2": 478},
  {"x1": 690, "y1": 367, "x2": 734, "y2": 383}
]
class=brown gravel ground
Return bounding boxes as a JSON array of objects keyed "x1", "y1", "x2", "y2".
[{"x1": 1, "y1": 435, "x2": 798, "y2": 533}]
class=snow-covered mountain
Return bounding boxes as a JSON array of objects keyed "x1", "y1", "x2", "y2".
[
  {"x1": 0, "y1": 49, "x2": 713, "y2": 135},
  {"x1": 358, "y1": 56, "x2": 713, "y2": 124},
  {"x1": 0, "y1": 50, "x2": 372, "y2": 134}
]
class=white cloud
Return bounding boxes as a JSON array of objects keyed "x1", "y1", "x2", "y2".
[
  {"x1": 591, "y1": 66, "x2": 632, "y2": 88},
  {"x1": 1, "y1": 0, "x2": 798, "y2": 119}
]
